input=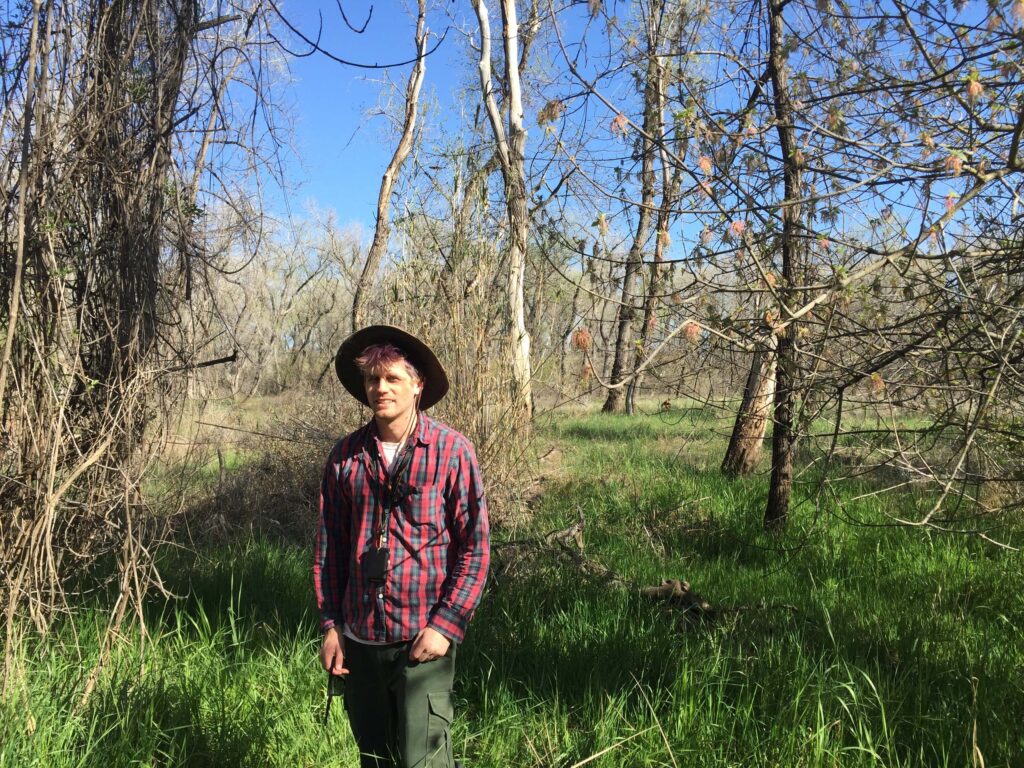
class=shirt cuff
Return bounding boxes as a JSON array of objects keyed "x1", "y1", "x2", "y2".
[{"x1": 428, "y1": 605, "x2": 467, "y2": 644}]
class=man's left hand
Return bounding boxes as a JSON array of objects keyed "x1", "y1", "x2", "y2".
[{"x1": 409, "y1": 626, "x2": 450, "y2": 662}]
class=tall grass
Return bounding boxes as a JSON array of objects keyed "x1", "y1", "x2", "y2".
[{"x1": 3, "y1": 407, "x2": 1022, "y2": 766}]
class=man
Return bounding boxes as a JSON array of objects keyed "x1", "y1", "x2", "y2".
[{"x1": 314, "y1": 325, "x2": 489, "y2": 768}]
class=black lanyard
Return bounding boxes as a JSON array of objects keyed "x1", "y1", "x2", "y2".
[{"x1": 372, "y1": 439, "x2": 415, "y2": 547}]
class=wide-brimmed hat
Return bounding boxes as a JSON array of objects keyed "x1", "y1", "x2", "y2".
[{"x1": 334, "y1": 325, "x2": 449, "y2": 410}]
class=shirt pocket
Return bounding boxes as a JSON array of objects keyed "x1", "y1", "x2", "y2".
[{"x1": 402, "y1": 484, "x2": 447, "y2": 548}]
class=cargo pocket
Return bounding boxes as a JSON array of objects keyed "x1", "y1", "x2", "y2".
[{"x1": 425, "y1": 690, "x2": 454, "y2": 767}]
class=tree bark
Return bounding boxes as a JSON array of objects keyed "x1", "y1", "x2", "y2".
[
  {"x1": 763, "y1": 0, "x2": 803, "y2": 532},
  {"x1": 561, "y1": 276, "x2": 584, "y2": 389},
  {"x1": 722, "y1": 341, "x2": 777, "y2": 476},
  {"x1": 473, "y1": 0, "x2": 534, "y2": 418}
]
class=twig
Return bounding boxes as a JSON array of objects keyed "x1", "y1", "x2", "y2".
[
  {"x1": 194, "y1": 420, "x2": 324, "y2": 444},
  {"x1": 167, "y1": 350, "x2": 238, "y2": 373}
]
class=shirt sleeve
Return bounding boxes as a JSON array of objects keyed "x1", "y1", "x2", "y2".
[
  {"x1": 313, "y1": 447, "x2": 349, "y2": 633},
  {"x1": 428, "y1": 438, "x2": 490, "y2": 643}
]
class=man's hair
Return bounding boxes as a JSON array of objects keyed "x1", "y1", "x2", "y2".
[{"x1": 354, "y1": 343, "x2": 422, "y2": 382}]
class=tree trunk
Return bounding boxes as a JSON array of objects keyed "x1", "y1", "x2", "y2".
[
  {"x1": 602, "y1": 51, "x2": 659, "y2": 414},
  {"x1": 473, "y1": 0, "x2": 533, "y2": 419},
  {"x1": 561, "y1": 276, "x2": 584, "y2": 390},
  {"x1": 351, "y1": 1, "x2": 427, "y2": 331},
  {"x1": 502, "y1": 0, "x2": 533, "y2": 418},
  {"x1": 627, "y1": 26, "x2": 684, "y2": 416},
  {"x1": 1, "y1": 0, "x2": 252, "y2": 687},
  {"x1": 722, "y1": 342, "x2": 777, "y2": 476},
  {"x1": 507, "y1": 167, "x2": 533, "y2": 416},
  {"x1": 764, "y1": 0, "x2": 803, "y2": 532},
  {"x1": 0, "y1": 0, "x2": 41, "y2": 413}
]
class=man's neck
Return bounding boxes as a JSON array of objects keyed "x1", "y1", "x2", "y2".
[{"x1": 375, "y1": 410, "x2": 417, "y2": 443}]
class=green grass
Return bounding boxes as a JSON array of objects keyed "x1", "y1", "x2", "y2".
[
  {"x1": 143, "y1": 445, "x2": 253, "y2": 499},
  {"x1": 3, "y1": 409, "x2": 1023, "y2": 766}
]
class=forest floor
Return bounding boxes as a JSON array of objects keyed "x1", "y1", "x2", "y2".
[{"x1": 3, "y1": 403, "x2": 1024, "y2": 767}]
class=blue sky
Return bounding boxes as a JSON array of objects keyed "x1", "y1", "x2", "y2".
[{"x1": 275, "y1": 1, "x2": 471, "y2": 230}]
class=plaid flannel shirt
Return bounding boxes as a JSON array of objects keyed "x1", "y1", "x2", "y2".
[{"x1": 313, "y1": 414, "x2": 490, "y2": 644}]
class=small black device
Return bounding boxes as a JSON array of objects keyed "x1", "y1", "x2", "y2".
[
  {"x1": 362, "y1": 545, "x2": 389, "y2": 581},
  {"x1": 328, "y1": 673, "x2": 346, "y2": 697},
  {"x1": 323, "y1": 646, "x2": 346, "y2": 727},
  {"x1": 323, "y1": 671, "x2": 345, "y2": 726}
]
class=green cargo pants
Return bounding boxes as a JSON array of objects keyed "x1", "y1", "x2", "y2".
[{"x1": 342, "y1": 637, "x2": 456, "y2": 768}]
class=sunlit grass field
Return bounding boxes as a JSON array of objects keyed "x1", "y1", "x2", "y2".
[{"x1": 3, "y1": 406, "x2": 1023, "y2": 767}]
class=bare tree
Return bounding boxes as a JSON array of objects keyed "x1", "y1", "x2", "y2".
[
  {"x1": 472, "y1": 0, "x2": 534, "y2": 418},
  {"x1": 0, "y1": 0, "x2": 278, "y2": 688},
  {"x1": 760, "y1": 0, "x2": 804, "y2": 530},
  {"x1": 601, "y1": 36, "x2": 658, "y2": 414},
  {"x1": 625, "y1": 2, "x2": 688, "y2": 415},
  {"x1": 351, "y1": 0, "x2": 428, "y2": 331}
]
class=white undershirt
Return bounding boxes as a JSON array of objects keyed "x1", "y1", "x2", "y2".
[{"x1": 380, "y1": 440, "x2": 401, "y2": 467}]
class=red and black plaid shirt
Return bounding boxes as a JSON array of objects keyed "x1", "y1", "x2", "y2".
[{"x1": 313, "y1": 414, "x2": 489, "y2": 644}]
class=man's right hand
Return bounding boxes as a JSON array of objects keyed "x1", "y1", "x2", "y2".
[{"x1": 320, "y1": 627, "x2": 350, "y2": 676}]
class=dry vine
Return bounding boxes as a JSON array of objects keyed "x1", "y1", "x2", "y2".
[{"x1": 0, "y1": 0, "x2": 278, "y2": 695}]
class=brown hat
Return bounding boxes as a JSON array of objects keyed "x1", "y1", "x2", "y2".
[{"x1": 334, "y1": 325, "x2": 449, "y2": 410}]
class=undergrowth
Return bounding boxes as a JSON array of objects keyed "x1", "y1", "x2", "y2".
[{"x1": 2, "y1": 406, "x2": 1022, "y2": 767}]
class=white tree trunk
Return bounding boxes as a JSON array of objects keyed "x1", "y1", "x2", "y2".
[{"x1": 473, "y1": 0, "x2": 533, "y2": 418}]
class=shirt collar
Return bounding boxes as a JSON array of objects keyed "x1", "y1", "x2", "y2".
[
  {"x1": 413, "y1": 412, "x2": 435, "y2": 445},
  {"x1": 363, "y1": 411, "x2": 435, "y2": 448}
]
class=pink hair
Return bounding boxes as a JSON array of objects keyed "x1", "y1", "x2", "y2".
[{"x1": 354, "y1": 343, "x2": 422, "y2": 382}]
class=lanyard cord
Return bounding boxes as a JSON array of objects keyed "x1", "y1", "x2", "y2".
[{"x1": 374, "y1": 409, "x2": 419, "y2": 548}]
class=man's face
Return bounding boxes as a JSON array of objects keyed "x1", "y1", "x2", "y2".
[{"x1": 363, "y1": 361, "x2": 422, "y2": 425}]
